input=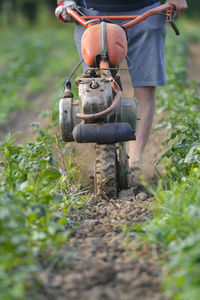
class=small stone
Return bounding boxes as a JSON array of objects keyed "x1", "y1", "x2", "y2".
[
  {"x1": 51, "y1": 275, "x2": 63, "y2": 288},
  {"x1": 136, "y1": 192, "x2": 149, "y2": 202},
  {"x1": 118, "y1": 188, "x2": 135, "y2": 199}
]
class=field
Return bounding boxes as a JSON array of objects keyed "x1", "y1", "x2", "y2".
[{"x1": 0, "y1": 15, "x2": 200, "y2": 300}]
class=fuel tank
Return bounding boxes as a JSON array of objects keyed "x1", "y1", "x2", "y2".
[{"x1": 81, "y1": 23, "x2": 127, "y2": 68}]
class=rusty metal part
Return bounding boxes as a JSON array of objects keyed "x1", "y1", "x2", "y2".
[
  {"x1": 90, "y1": 80, "x2": 99, "y2": 89},
  {"x1": 59, "y1": 98, "x2": 81, "y2": 142},
  {"x1": 67, "y1": 4, "x2": 175, "y2": 29},
  {"x1": 59, "y1": 95, "x2": 137, "y2": 142},
  {"x1": 76, "y1": 74, "x2": 122, "y2": 121},
  {"x1": 120, "y1": 97, "x2": 138, "y2": 131},
  {"x1": 62, "y1": 80, "x2": 73, "y2": 99},
  {"x1": 84, "y1": 55, "x2": 134, "y2": 72},
  {"x1": 101, "y1": 22, "x2": 108, "y2": 61},
  {"x1": 76, "y1": 89, "x2": 122, "y2": 120},
  {"x1": 76, "y1": 77, "x2": 113, "y2": 120}
]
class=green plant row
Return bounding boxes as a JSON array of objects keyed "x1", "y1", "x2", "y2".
[
  {"x1": 0, "y1": 24, "x2": 79, "y2": 125},
  {"x1": 131, "y1": 28, "x2": 200, "y2": 299},
  {"x1": 0, "y1": 125, "x2": 87, "y2": 300},
  {"x1": 0, "y1": 21, "x2": 83, "y2": 299}
]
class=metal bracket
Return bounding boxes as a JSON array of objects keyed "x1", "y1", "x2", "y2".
[{"x1": 101, "y1": 22, "x2": 108, "y2": 60}]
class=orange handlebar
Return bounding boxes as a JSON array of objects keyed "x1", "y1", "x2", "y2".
[{"x1": 67, "y1": 4, "x2": 175, "y2": 28}]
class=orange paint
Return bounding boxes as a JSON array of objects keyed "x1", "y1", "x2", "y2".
[{"x1": 81, "y1": 23, "x2": 127, "y2": 68}]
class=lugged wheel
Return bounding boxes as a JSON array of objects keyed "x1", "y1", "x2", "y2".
[
  {"x1": 95, "y1": 143, "x2": 132, "y2": 199},
  {"x1": 117, "y1": 142, "x2": 131, "y2": 190},
  {"x1": 95, "y1": 144, "x2": 118, "y2": 199}
]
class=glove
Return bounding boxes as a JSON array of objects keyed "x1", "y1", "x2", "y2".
[{"x1": 55, "y1": 0, "x2": 77, "y2": 23}]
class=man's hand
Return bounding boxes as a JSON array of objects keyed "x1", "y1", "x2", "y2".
[
  {"x1": 55, "y1": 0, "x2": 77, "y2": 22},
  {"x1": 165, "y1": 0, "x2": 188, "y2": 18}
]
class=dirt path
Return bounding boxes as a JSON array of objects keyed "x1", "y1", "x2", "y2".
[
  {"x1": 1, "y1": 44, "x2": 200, "y2": 300},
  {"x1": 0, "y1": 90, "x2": 52, "y2": 143},
  {"x1": 39, "y1": 190, "x2": 163, "y2": 300}
]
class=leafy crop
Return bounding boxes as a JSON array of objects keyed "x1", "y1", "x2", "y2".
[
  {"x1": 155, "y1": 30, "x2": 200, "y2": 182},
  {"x1": 128, "y1": 29, "x2": 200, "y2": 300},
  {"x1": 0, "y1": 20, "x2": 84, "y2": 299},
  {"x1": 0, "y1": 126, "x2": 86, "y2": 299}
]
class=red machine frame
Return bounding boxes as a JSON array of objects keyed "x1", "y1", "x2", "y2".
[{"x1": 67, "y1": 3, "x2": 175, "y2": 28}]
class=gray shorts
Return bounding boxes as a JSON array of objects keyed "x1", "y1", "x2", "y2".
[{"x1": 74, "y1": 2, "x2": 166, "y2": 87}]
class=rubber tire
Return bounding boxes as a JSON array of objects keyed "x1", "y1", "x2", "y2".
[
  {"x1": 95, "y1": 144, "x2": 118, "y2": 199},
  {"x1": 117, "y1": 142, "x2": 130, "y2": 190}
]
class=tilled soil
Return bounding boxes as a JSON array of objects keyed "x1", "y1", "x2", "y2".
[
  {"x1": 40, "y1": 187, "x2": 164, "y2": 300},
  {"x1": 3, "y1": 45, "x2": 199, "y2": 300}
]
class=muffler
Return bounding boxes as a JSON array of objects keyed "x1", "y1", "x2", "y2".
[{"x1": 73, "y1": 123, "x2": 136, "y2": 144}]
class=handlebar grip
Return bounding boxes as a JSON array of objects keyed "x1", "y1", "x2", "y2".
[{"x1": 170, "y1": 21, "x2": 180, "y2": 36}]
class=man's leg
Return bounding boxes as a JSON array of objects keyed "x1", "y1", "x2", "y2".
[{"x1": 129, "y1": 86, "x2": 156, "y2": 164}]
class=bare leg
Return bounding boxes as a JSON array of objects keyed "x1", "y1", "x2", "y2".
[{"x1": 129, "y1": 86, "x2": 156, "y2": 164}]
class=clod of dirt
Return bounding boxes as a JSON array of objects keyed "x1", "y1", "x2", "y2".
[
  {"x1": 118, "y1": 188, "x2": 135, "y2": 199},
  {"x1": 136, "y1": 192, "x2": 150, "y2": 202}
]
